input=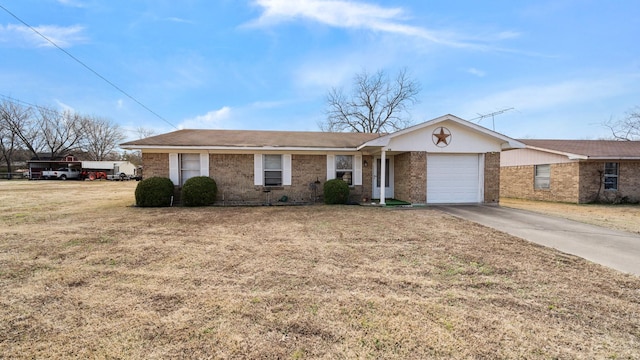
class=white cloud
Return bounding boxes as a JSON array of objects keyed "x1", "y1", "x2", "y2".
[
  {"x1": 54, "y1": 100, "x2": 76, "y2": 113},
  {"x1": 178, "y1": 107, "x2": 232, "y2": 129},
  {"x1": 56, "y1": 0, "x2": 86, "y2": 7},
  {"x1": 247, "y1": 0, "x2": 493, "y2": 49},
  {"x1": 467, "y1": 68, "x2": 486, "y2": 77},
  {"x1": 0, "y1": 24, "x2": 87, "y2": 48}
]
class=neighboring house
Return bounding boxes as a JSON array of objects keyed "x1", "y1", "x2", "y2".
[
  {"x1": 501, "y1": 140, "x2": 640, "y2": 203},
  {"x1": 120, "y1": 114, "x2": 523, "y2": 205}
]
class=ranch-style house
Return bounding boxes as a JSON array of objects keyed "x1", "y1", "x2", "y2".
[
  {"x1": 501, "y1": 139, "x2": 640, "y2": 203},
  {"x1": 120, "y1": 114, "x2": 524, "y2": 205}
]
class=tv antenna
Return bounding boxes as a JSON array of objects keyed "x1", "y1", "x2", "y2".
[{"x1": 471, "y1": 107, "x2": 514, "y2": 131}]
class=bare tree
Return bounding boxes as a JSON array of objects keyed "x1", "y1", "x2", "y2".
[
  {"x1": 0, "y1": 101, "x2": 35, "y2": 177},
  {"x1": 36, "y1": 108, "x2": 87, "y2": 159},
  {"x1": 321, "y1": 68, "x2": 421, "y2": 133},
  {"x1": 134, "y1": 126, "x2": 157, "y2": 139},
  {"x1": 82, "y1": 116, "x2": 126, "y2": 161},
  {"x1": 604, "y1": 107, "x2": 640, "y2": 141},
  {"x1": 0, "y1": 101, "x2": 40, "y2": 157}
]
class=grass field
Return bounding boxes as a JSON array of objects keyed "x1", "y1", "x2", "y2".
[{"x1": 1, "y1": 181, "x2": 639, "y2": 359}]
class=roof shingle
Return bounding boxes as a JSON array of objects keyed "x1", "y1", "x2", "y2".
[
  {"x1": 121, "y1": 129, "x2": 383, "y2": 148},
  {"x1": 520, "y1": 139, "x2": 640, "y2": 158}
]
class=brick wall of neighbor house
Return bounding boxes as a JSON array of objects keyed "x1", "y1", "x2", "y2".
[
  {"x1": 484, "y1": 152, "x2": 500, "y2": 203},
  {"x1": 501, "y1": 162, "x2": 580, "y2": 203},
  {"x1": 141, "y1": 153, "x2": 169, "y2": 179},
  {"x1": 394, "y1": 152, "x2": 427, "y2": 204},
  {"x1": 622, "y1": 161, "x2": 640, "y2": 203},
  {"x1": 579, "y1": 161, "x2": 640, "y2": 203}
]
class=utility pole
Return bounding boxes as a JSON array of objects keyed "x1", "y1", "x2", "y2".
[{"x1": 471, "y1": 107, "x2": 514, "y2": 131}]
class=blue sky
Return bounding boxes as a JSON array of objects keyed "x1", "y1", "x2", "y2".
[{"x1": 1, "y1": 0, "x2": 639, "y2": 141}]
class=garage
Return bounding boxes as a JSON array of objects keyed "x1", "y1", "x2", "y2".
[{"x1": 427, "y1": 154, "x2": 482, "y2": 204}]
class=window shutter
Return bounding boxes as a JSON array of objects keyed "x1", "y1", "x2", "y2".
[
  {"x1": 354, "y1": 154, "x2": 362, "y2": 185},
  {"x1": 326, "y1": 155, "x2": 335, "y2": 180},
  {"x1": 254, "y1": 154, "x2": 263, "y2": 186},
  {"x1": 169, "y1": 153, "x2": 179, "y2": 185},
  {"x1": 200, "y1": 153, "x2": 209, "y2": 177},
  {"x1": 283, "y1": 154, "x2": 292, "y2": 186}
]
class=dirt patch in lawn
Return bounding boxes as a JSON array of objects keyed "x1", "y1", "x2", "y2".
[
  {"x1": 501, "y1": 198, "x2": 640, "y2": 234},
  {"x1": 1, "y1": 181, "x2": 639, "y2": 359}
]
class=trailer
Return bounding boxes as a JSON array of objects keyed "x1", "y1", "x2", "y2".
[{"x1": 28, "y1": 156, "x2": 140, "y2": 181}]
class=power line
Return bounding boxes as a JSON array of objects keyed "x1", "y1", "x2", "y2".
[
  {"x1": 0, "y1": 93, "x2": 151, "y2": 136},
  {"x1": 0, "y1": 4, "x2": 178, "y2": 130}
]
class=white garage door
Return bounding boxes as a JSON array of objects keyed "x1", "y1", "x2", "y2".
[{"x1": 427, "y1": 154, "x2": 482, "y2": 204}]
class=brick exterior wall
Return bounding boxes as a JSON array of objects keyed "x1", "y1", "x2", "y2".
[
  {"x1": 501, "y1": 162, "x2": 580, "y2": 203},
  {"x1": 394, "y1": 152, "x2": 427, "y2": 204},
  {"x1": 502, "y1": 161, "x2": 640, "y2": 204},
  {"x1": 141, "y1": 153, "x2": 169, "y2": 179},
  {"x1": 210, "y1": 154, "x2": 260, "y2": 204},
  {"x1": 210, "y1": 154, "x2": 344, "y2": 205},
  {"x1": 579, "y1": 161, "x2": 640, "y2": 203},
  {"x1": 484, "y1": 152, "x2": 500, "y2": 203}
]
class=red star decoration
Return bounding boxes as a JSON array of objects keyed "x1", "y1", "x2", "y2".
[{"x1": 433, "y1": 127, "x2": 450, "y2": 146}]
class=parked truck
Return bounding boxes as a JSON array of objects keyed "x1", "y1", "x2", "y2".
[{"x1": 41, "y1": 167, "x2": 81, "y2": 180}]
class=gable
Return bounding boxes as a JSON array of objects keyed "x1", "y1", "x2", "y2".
[{"x1": 384, "y1": 119, "x2": 507, "y2": 153}]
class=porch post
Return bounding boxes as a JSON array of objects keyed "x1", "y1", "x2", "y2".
[{"x1": 380, "y1": 149, "x2": 386, "y2": 206}]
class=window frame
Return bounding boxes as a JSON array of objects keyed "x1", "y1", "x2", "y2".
[
  {"x1": 335, "y1": 155, "x2": 354, "y2": 186},
  {"x1": 604, "y1": 162, "x2": 619, "y2": 191},
  {"x1": 263, "y1": 154, "x2": 283, "y2": 187},
  {"x1": 534, "y1": 164, "x2": 550, "y2": 190}
]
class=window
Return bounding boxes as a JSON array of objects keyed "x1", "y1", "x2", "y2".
[
  {"x1": 604, "y1": 162, "x2": 619, "y2": 190},
  {"x1": 534, "y1": 164, "x2": 550, "y2": 189},
  {"x1": 264, "y1": 154, "x2": 282, "y2": 186},
  {"x1": 180, "y1": 153, "x2": 200, "y2": 185},
  {"x1": 335, "y1": 155, "x2": 353, "y2": 185}
]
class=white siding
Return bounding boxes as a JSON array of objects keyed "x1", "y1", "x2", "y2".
[{"x1": 501, "y1": 148, "x2": 574, "y2": 166}]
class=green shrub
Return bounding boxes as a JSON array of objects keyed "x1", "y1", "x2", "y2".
[
  {"x1": 135, "y1": 177, "x2": 175, "y2": 207},
  {"x1": 323, "y1": 178, "x2": 350, "y2": 204},
  {"x1": 181, "y1": 176, "x2": 218, "y2": 207}
]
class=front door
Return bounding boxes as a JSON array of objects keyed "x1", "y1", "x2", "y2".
[{"x1": 373, "y1": 157, "x2": 394, "y2": 199}]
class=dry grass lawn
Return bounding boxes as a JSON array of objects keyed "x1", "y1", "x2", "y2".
[{"x1": 1, "y1": 181, "x2": 639, "y2": 359}]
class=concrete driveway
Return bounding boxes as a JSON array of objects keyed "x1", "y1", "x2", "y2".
[{"x1": 434, "y1": 205, "x2": 640, "y2": 276}]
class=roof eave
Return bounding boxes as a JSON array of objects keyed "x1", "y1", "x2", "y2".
[
  {"x1": 120, "y1": 145, "x2": 361, "y2": 152},
  {"x1": 585, "y1": 156, "x2": 640, "y2": 160},
  {"x1": 525, "y1": 145, "x2": 589, "y2": 160}
]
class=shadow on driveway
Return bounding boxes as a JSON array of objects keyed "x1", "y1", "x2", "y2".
[{"x1": 434, "y1": 205, "x2": 640, "y2": 276}]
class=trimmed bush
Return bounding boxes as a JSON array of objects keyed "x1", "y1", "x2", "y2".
[
  {"x1": 323, "y1": 178, "x2": 350, "y2": 204},
  {"x1": 181, "y1": 176, "x2": 218, "y2": 207},
  {"x1": 135, "y1": 177, "x2": 175, "y2": 207}
]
